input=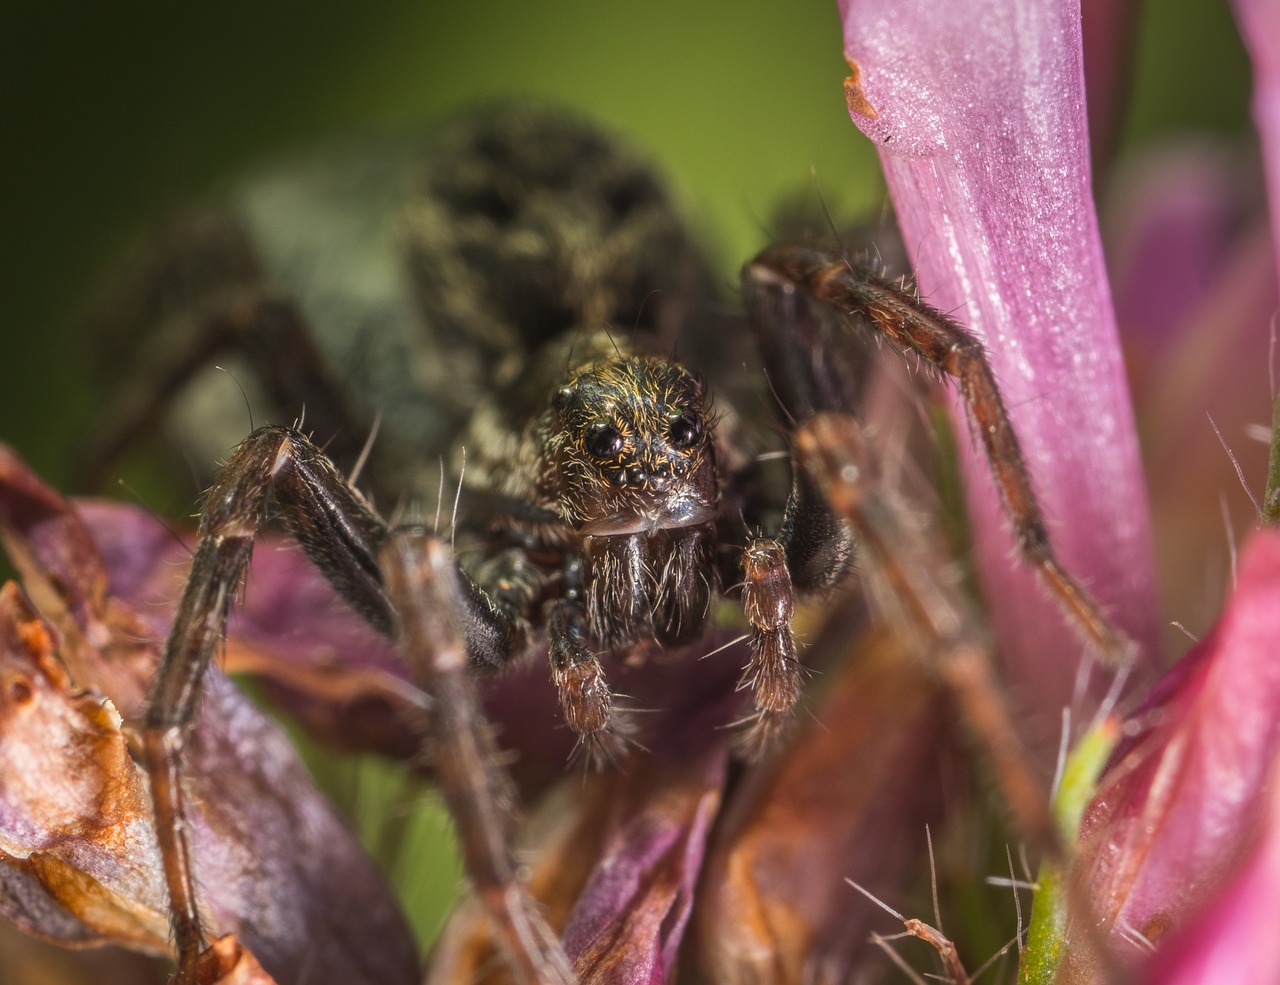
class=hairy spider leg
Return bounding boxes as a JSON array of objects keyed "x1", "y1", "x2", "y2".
[
  {"x1": 139, "y1": 425, "x2": 569, "y2": 983},
  {"x1": 731, "y1": 253, "x2": 865, "y2": 756},
  {"x1": 78, "y1": 289, "x2": 372, "y2": 493},
  {"x1": 796, "y1": 414, "x2": 1058, "y2": 853},
  {"x1": 733, "y1": 537, "x2": 801, "y2": 757},
  {"x1": 744, "y1": 245, "x2": 1134, "y2": 667},
  {"x1": 382, "y1": 532, "x2": 574, "y2": 985},
  {"x1": 797, "y1": 413, "x2": 1138, "y2": 982}
]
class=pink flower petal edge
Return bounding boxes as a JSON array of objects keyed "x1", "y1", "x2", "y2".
[
  {"x1": 838, "y1": 0, "x2": 1160, "y2": 726},
  {"x1": 1072, "y1": 528, "x2": 1280, "y2": 981}
]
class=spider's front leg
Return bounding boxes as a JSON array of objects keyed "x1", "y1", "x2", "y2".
[
  {"x1": 382, "y1": 532, "x2": 574, "y2": 984},
  {"x1": 140, "y1": 426, "x2": 569, "y2": 984},
  {"x1": 743, "y1": 244, "x2": 1134, "y2": 666}
]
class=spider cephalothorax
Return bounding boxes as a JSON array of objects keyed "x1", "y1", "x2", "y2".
[
  {"x1": 539, "y1": 350, "x2": 722, "y2": 648},
  {"x1": 544, "y1": 355, "x2": 718, "y2": 535}
]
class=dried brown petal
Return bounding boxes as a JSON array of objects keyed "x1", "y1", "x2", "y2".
[
  {"x1": 0, "y1": 446, "x2": 419, "y2": 985},
  {"x1": 0, "y1": 583, "x2": 171, "y2": 953},
  {"x1": 195, "y1": 935, "x2": 279, "y2": 985}
]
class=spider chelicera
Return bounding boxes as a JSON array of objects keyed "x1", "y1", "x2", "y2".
[{"x1": 70, "y1": 106, "x2": 1130, "y2": 983}]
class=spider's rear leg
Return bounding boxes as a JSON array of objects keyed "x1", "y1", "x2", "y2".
[
  {"x1": 744, "y1": 245, "x2": 1134, "y2": 666},
  {"x1": 78, "y1": 291, "x2": 374, "y2": 493},
  {"x1": 382, "y1": 532, "x2": 574, "y2": 985}
]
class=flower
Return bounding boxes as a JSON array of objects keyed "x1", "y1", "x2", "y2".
[
  {"x1": 839, "y1": 0, "x2": 1162, "y2": 738},
  {"x1": 2, "y1": 1, "x2": 1278, "y2": 983},
  {"x1": 840, "y1": 0, "x2": 1280, "y2": 981}
]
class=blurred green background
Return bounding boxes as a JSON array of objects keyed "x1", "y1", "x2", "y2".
[
  {"x1": 0, "y1": 0, "x2": 1256, "y2": 968},
  {"x1": 0, "y1": 0, "x2": 1252, "y2": 487}
]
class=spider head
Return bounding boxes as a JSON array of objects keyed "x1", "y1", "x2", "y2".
[{"x1": 548, "y1": 356, "x2": 719, "y2": 536}]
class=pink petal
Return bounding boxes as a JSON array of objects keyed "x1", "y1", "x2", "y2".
[
  {"x1": 1066, "y1": 529, "x2": 1280, "y2": 980},
  {"x1": 1105, "y1": 143, "x2": 1265, "y2": 352},
  {"x1": 1231, "y1": 0, "x2": 1280, "y2": 294},
  {"x1": 561, "y1": 746, "x2": 727, "y2": 984},
  {"x1": 839, "y1": 0, "x2": 1160, "y2": 733},
  {"x1": 426, "y1": 741, "x2": 729, "y2": 985},
  {"x1": 1141, "y1": 760, "x2": 1280, "y2": 985}
]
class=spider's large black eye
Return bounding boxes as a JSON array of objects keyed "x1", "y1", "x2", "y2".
[
  {"x1": 584, "y1": 421, "x2": 625, "y2": 461},
  {"x1": 666, "y1": 410, "x2": 702, "y2": 449}
]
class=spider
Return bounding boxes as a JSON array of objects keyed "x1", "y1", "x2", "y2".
[{"x1": 67, "y1": 106, "x2": 1129, "y2": 983}]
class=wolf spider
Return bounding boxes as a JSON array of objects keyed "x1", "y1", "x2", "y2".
[{"x1": 100, "y1": 108, "x2": 1129, "y2": 983}]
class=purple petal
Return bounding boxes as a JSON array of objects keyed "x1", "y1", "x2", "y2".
[
  {"x1": 1105, "y1": 143, "x2": 1266, "y2": 352},
  {"x1": 1231, "y1": 0, "x2": 1280, "y2": 294},
  {"x1": 427, "y1": 742, "x2": 729, "y2": 985},
  {"x1": 839, "y1": 0, "x2": 1160, "y2": 731},
  {"x1": 0, "y1": 446, "x2": 419, "y2": 985},
  {"x1": 1065, "y1": 529, "x2": 1280, "y2": 980},
  {"x1": 561, "y1": 747, "x2": 727, "y2": 984}
]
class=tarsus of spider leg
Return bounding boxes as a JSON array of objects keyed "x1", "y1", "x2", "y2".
[{"x1": 381, "y1": 531, "x2": 574, "y2": 985}]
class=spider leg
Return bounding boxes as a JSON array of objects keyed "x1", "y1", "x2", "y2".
[
  {"x1": 795, "y1": 414, "x2": 1058, "y2": 852},
  {"x1": 735, "y1": 537, "x2": 802, "y2": 757},
  {"x1": 141, "y1": 425, "x2": 392, "y2": 979},
  {"x1": 730, "y1": 252, "x2": 863, "y2": 754},
  {"x1": 548, "y1": 600, "x2": 630, "y2": 763},
  {"x1": 77, "y1": 291, "x2": 373, "y2": 493},
  {"x1": 798, "y1": 413, "x2": 1136, "y2": 982},
  {"x1": 140, "y1": 426, "x2": 566, "y2": 982},
  {"x1": 382, "y1": 531, "x2": 574, "y2": 985},
  {"x1": 466, "y1": 545, "x2": 625, "y2": 756},
  {"x1": 745, "y1": 245, "x2": 1133, "y2": 666}
]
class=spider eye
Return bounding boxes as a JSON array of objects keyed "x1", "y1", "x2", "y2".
[
  {"x1": 666, "y1": 410, "x2": 702, "y2": 449},
  {"x1": 584, "y1": 421, "x2": 625, "y2": 461}
]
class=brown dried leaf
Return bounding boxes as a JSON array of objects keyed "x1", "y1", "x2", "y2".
[
  {"x1": 694, "y1": 627, "x2": 952, "y2": 984},
  {"x1": 195, "y1": 935, "x2": 279, "y2": 985},
  {"x1": 0, "y1": 445, "x2": 419, "y2": 985}
]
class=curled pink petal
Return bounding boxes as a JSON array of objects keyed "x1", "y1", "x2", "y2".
[
  {"x1": 1066, "y1": 529, "x2": 1280, "y2": 980},
  {"x1": 839, "y1": 0, "x2": 1160, "y2": 733},
  {"x1": 562, "y1": 746, "x2": 727, "y2": 984}
]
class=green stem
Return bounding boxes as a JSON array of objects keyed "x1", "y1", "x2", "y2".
[{"x1": 1263, "y1": 390, "x2": 1280, "y2": 526}]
